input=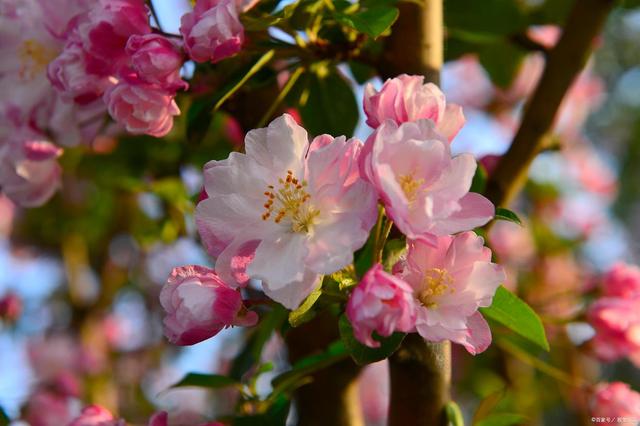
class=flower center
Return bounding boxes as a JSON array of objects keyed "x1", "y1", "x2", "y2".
[
  {"x1": 262, "y1": 170, "x2": 319, "y2": 233},
  {"x1": 417, "y1": 268, "x2": 455, "y2": 308},
  {"x1": 397, "y1": 174, "x2": 424, "y2": 203},
  {"x1": 19, "y1": 39, "x2": 56, "y2": 81}
]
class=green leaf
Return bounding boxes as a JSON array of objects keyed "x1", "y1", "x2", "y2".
[
  {"x1": 170, "y1": 373, "x2": 240, "y2": 389},
  {"x1": 271, "y1": 341, "x2": 348, "y2": 397},
  {"x1": 336, "y1": 6, "x2": 399, "y2": 38},
  {"x1": 338, "y1": 315, "x2": 405, "y2": 365},
  {"x1": 186, "y1": 96, "x2": 214, "y2": 143},
  {"x1": 213, "y1": 50, "x2": 275, "y2": 112},
  {"x1": 288, "y1": 278, "x2": 323, "y2": 327},
  {"x1": 480, "y1": 286, "x2": 549, "y2": 351},
  {"x1": 478, "y1": 41, "x2": 526, "y2": 88},
  {"x1": 354, "y1": 230, "x2": 376, "y2": 278},
  {"x1": 0, "y1": 406, "x2": 9, "y2": 426},
  {"x1": 446, "y1": 401, "x2": 465, "y2": 426},
  {"x1": 445, "y1": 0, "x2": 527, "y2": 36},
  {"x1": 382, "y1": 238, "x2": 407, "y2": 272},
  {"x1": 233, "y1": 394, "x2": 290, "y2": 426},
  {"x1": 470, "y1": 163, "x2": 488, "y2": 193},
  {"x1": 472, "y1": 389, "x2": 506, "y2": 423},
  {"x1": 475, "y1": 413, "x2": 527, "y2": 426},
  {"x1": 241, "y1": 1, "x2": 299, "y2": 30},
  {"x1": 348, "y1": 60, "x2": 376, "y2": 84},
  {"x1": 494, "y1": 207, "x2": 523, "y2": 226},
  {"x1": 299, "y1": 65, "x2": 359, "y2": 137}
]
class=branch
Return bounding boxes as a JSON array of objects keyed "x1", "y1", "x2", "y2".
[{"x1": 484, "y1": 0, "x2": 616, "y2": 207}]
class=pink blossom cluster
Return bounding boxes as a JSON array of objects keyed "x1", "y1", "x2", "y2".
[
  {"x1": 161, "y1": 75, "x2": 504, "y2": 355},
  {"x1": 588, "y1": 262, "x2": 640, "y2": 365},
  {"x1": 590, "y1": 382, "x2": 640, "y2": 426}
]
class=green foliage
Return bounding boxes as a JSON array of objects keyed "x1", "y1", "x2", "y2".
[
  {"x1": 382, "y1": 238, "x2": 406, "y2": 272},
  {"x1": 170, "y1": 373, "x2": 240, "y2": 389},
  {"x1": 446, "y1": 401, "x2": 466, "y2": 426},
  {"x1": 470, "y1": 163, "x2": 488, "y2": 193},
  {"x1": 354, "y1": 229, "x2": 376, "y2": 278},
  {"x1": 478, "y1": 41, "x2": 527, "y2": 88},
  {"x1": 299, "y1": 64, "x2": 359, "y2": 137},
  {"x1": 494, "y1": 207, "x2": 523, "y2": 226},
  {"x1": 288, "y1": 278, "x2": 323, "y2": 327},
  {"x1": 445, "y1": 0, "x2": 528, "y2": 36},
  {"x1": 480, "y1": 286, "x2": 550, "y2": 352},
  {"x1": 335, "y1": 5, "x2": 399, "y2": 38},
  {"x1": 338, "y1": 315, "x2": 405, "y2": 365},
  {"x1": 233, "y1": 395, "x2": 290, "y2": 426},
  {"x1": 0, "y1": 407, "x2": 9, "y2": 426},
  {"x1": 475, "y1": 414, "x2": 527, "y2": 426}
]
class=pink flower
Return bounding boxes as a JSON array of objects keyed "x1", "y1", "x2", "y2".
[
  {"x1": 159, "y1": 265, "x2": 258, "y2": 345},
  {"x1": 103, "y1": 81, "x2": 180, "y2": 137},
  {"x1": 363, "y1": 74, "x2": 465, "y2": 141},
  {"x1": 396, "y1": 232, "x2": 505, "y2": 354},
  {"x1": 69, "y1": 405, "x2": 125, "y2": 426},
  {"x1": 590, "y1": 382, "x2": 640, "y2": 425},
  {"x1": 588, "y1": 297, "x2": 640, "y2": 364},
  {"x1": 47, "y1": 42, "x2": 110, "y2": 104},
  {"x1": 360, "y1": 119, "x2": 494, "y2": 245},
  {"x1": 346, "y1": 264, "x2": 416, "y2": 348},
  {"x1": 0, "y1": 292, "x2": 22, "y2": 322},
  {"x1": 24, "y1": 390, "x2": 73, "y2": 426},
  {"x1": 196, "y1": 114, "x2": 378, "y2": 308},
  {"x1": 148, "y1": 411, "x2": 225, "y2": 426},
  {"x1": 126, "y1": 34, "x2": 187, "y2": 91},
  {"x1": 0, "y1": 128, "x2": 62, "y2": 207},
  {"x1": 602, "y1": 262, "x2": 640, "y2": 299},
  {"x1": 180, "y1": 0, "x2": 244, "y2": 63}
]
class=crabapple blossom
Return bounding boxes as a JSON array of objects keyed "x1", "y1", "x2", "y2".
[
  {"x1": 602, "y1": 262, "x2": 640, "y2": 299},
  {"x1": 590, "y1": 382, "x2": 640, "y2": 425},
  {"x1": 346, "y1": 264, "x2": 416, "y2": 348},
  {"x1": 360, "y1": 119, "x2": 494, "y2": 245},
  {"x1": 396, "y1": 232, "x2": 505, "y2": 354},
  {"x1": 24, "y1": 390, "x2": 74, "y2": 426},
  {"x1": 587, "y1": 296, "x2": 640, "y2": 365},
  {"x1": 159, "y1": 265, "x2": 258, "y2": 345},
  {"x1": 0, "y1": 128, "x2": 62, "y2": 207},
  {"x1": 363, "y1": 74, "x2": 465, "y2": 141},
  {"x1": 69, "y1": 405, "x2": 125, "y2": 426},
  {"x1": 180, "y1": 0, "x2": 244, "y2": 63},
  {"x1": 196, "y1": 114, "x2": 377, "y2": 308},
  {"x1": 103, "y1": 81, "x2": 180, "y2": 137},
  {"x1": 126, "y1": 34, "x2": 187, "y2": 91}
]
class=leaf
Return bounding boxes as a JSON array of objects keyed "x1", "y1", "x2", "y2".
[
  {"x1": 170, "y1": 373, "x2": 240, "y2": 389},
  {"x1": 241, "y1": 1, "x2": 299, "y2": 31},
  {"x1": 494, "y1": 207, "x2": 523, "y2": 226},
  {"x1": 213, "y1": 50, "x2": 275, "y2": 112},
  {"x1": 270, "y1": 341, "x2": 348, "y2": 397},
  {"x1": 288, "y1": 278, "x2": 323, "y2": 327},
  {"x1": 382, "y1": 238, "x2": 406, "y2": 272},
  {"x1": 446, "y1": 401, "x2": 465, "y2": 426},
  {"x1": 475, "y1": 413, "x2": 527, "y2": 426},
  {"x1": 233, "y1": 394, "x2": 290, "y2": 426},
  {"x1": 336, "y1": 6, "x2": 399, "y2": 38},
  {"x1": 348, "y1": 60, "x2": 376, "y2": 84},
  {"x1": 478, "y1": 41, "x2": 526, "y2": 88},
  {"x1": 299, "y1": 65, "x2": 359, "y2": 137},
  {"x1": 354, "y1": 230, "x2": 376, "y2": 278},
  {"x1": 338, "y1": 315, "x2": 405, "y2": 365},
  {"x1": 0, "y1": 406, "x2": 9, "y2": 426},
  {"x1": 470, "y1": 163, "x2": 488, "y2": 193},
  {"x1": 186, "y1": 96, "x2": 214, "y2": 143},
  {"x1": 445, "y1": 0, "x2": 527, "y2": 36},
  {"x1": 473, "y1": 389, "x2": 506, "y2": 423},
  {"x1": 480, "y1": 286, "x2": 549, "y2": 352}
]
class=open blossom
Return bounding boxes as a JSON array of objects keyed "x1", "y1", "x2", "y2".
[
  {"x1": 24, "y1": 390, "x2": 74, "y2": 426},
  {"x1": 0, "y1": 128, "x2": 63, "y2": 207},
  {"x1": 180, "y1": 0, "x2": 244, "y2": 63},
  {"x1": 588, "y1": 296, "x2": 640, "y2": 365},
  {"x1": 602, "y1": 262, "x2": 640, "y2": 299},
  {"x1": 196, "y1": 114, "x2": 377, "y2": 308},
  {"x1": 69, "y1": 405, "x2": 125, "y2": 426},
  {"x1": 590, "y1": 382, "x2": 640, "y2": 426},
  {"x1": 346, "y1": 264, "x2": 416, "y2": 348},
  {"x1": 104, "y1": 81, "x2": 180, "y2": 137},
  {"x1": 396, "y1": 233, "x2": 505, "y2": 354},
  {"x1": 360, "y1": 119, "x2": 494, "y2": 245},
  {"x1": 160, "y1": 265, "x2": 258, "y2": 345},
  {"x1": 363, "y1": 74, "x2": 465, "y2": 141},
  {"x1": 126, "y1": 34, "x2": 187, "y2": 91}
]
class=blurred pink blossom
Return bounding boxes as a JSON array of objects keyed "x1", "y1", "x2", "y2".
[
  {"x1": 346, "y1": 264, "x2": 416, "y2": 348},
  {"x1": 602, "y1": 262, "x2": 640, "y2": 299},
  {"x1": 363, "y1": 74, "x2": 465, "y2": 141},
  {"x1": 160, "y1": 265, "x2": 258, "y2": 345},
  {"x1": 69, "y1": 405, "x2": 125, "y2": 426},
  {"x1": 359, "y1": 361, "x2": 389, "y2": 426},
  {"x1": 360, "y1": 119, "x2": 494, "y2": 245},
  {"x1": 23, "y1": 390, "x2": 74, "y2": 426},
  {"x1": 0, "y1": 292, "x2": 22, "y2": 322},
  {"x1": 588, "y1": 297, "x2": 640, "y2": 365},
  {"x1": 180, "y1": 0, "x2": 244, "y2": 63},
  {"x1": 148, "y1": 411, "x2": 225, "y2": 426},
  {"x1": 590, "y1": 382, "x2": 640, "y2": 425},
  {"x1": 126, "y1": 34, "x2": 188, "y2": 92},
  {"x1": 396, "y1": 233, "x2": 505, "y2": 354}
]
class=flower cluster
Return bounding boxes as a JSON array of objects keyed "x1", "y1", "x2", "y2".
[
  {"x1": 588, "y1": 262, "x2": 640, "y2": 365},
  {"x1": 161, "y1": 75, "x2": 505, "y2": 355}
]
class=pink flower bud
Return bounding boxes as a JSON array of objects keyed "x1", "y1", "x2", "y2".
[
  {"x1": 346, "y1": 264, "x2": 416, "y2": 348},
  {"x1": 160, "y1": 265, "x2": 258, "y2": 345},
  {"x1": 180, "y1": 0, "x2": 244, "y2": 63},
  {"x1": 69, "y1": 405, "x2": 125, "y2": 426},
  {"x1": 602, "y1": 262, "x2": 640, "y2": 299},
  {"x1": 103, "y1": 81, "x2": 180, "y2": 137},
  {"x1": 363, "y1": 74, "x2": 465, "y2": 141},
  {"x1": 591, "y1": 382, "x2": 640, "y2": 425},
  {"x1": 126, "y1": 34, "x2": 187, "y2": 91}
]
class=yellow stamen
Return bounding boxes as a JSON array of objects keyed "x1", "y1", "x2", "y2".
[
  {"x1": 417, "y1": 268, "x2": 455, "y2": 309},
  {"x1": 261, "y1": 170, "x2": 319, "y2": 233},
  {"x1": 397, "y1": 174, "x2": 425, "y2": 203}
]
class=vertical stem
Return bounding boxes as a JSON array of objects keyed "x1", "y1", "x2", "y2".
[{"x1": 381, "y1": 1, "x2": 451, "y2": 425}]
